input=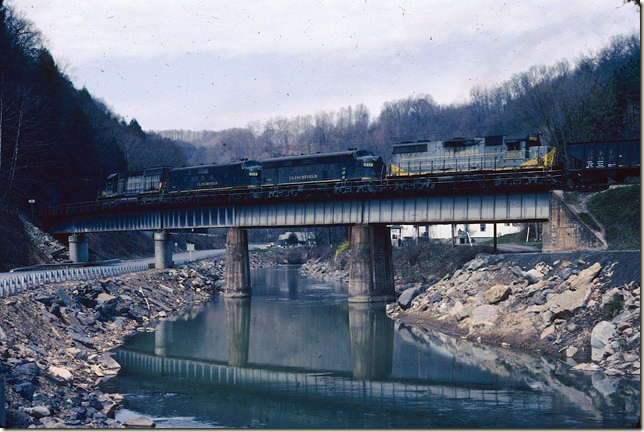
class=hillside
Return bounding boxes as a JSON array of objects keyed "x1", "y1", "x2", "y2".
[{"x1": 563, "y1": 185, "x2": 641, "y2": 250}]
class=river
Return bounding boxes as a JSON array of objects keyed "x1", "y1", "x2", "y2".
[{"x1": 102, "y1": 265, "x2": 640, "y2": 428}]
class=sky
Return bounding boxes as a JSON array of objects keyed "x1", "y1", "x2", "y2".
[{"x1": 11, "y1": 0, "x2": 640, "y2": 132}]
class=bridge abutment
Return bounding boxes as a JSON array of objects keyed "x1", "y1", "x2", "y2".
[
  {"x1": 154, "y1": 230, "x2": 174, "y2": 269},
  {"x1": 224, "y1": 227, "x2": 251, "y2": 297},
  {"x1": 542, "y1": 191, "x2": 606, "y2": 251},
  {"x1": 68, "y1": 233, "x2": 89, "y2": 263},
  {"x1": 348, "y1": 224, "x2": 395, "y2": 303}
]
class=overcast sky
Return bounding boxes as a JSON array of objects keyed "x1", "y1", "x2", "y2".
[{"x1": 11, "y1": 1, "x2": 640, "y2": 131}]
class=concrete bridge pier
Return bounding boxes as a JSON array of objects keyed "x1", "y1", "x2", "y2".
[
  {"x1": 349, "y1": 303, "x2": 394, "y2": 380},
  {"x1": 154, "y1": 319, "x2": 174, "y2": 357},
  {"x1": 225, "y1": 298, "x2": 251, "y2": 367},
  {"x1": 348, "y1": 224, "x2": 395, "y2": 303},
  {"x1": 154, "y1": 230, "x2": 173, "y2": 269},
  {"x1": 68, "y1": 233, "x2": 89, "y2": 263},
  {"x1": 224, "y1": 227, "x2": 251, "y2": 297}
]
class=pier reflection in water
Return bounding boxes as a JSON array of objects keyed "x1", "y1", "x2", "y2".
[{"x1": 104, "y1": 266, "x2": 640, "y2": 428}]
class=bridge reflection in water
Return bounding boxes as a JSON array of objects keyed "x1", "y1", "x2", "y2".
[{"x1": 105, "y1": 267, "x2": 639, "y2": 428}]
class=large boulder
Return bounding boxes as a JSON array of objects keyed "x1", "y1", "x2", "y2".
[
  {"x1": 469, "y1": 305, "x2": 498, "y2": 328},
  {"x1": 124, "y1": 417, "x2": 156, "y2": 428},
  {"x1": 397, "y1": 285, "x2": 425, "y2": 309},
  {"x1": 569, "y1": 263, "x2": 602, "y2": 291},
  {"x1": 48, "y1": 366, "x2": 73, "y2": 383},
  {"x1": 484, "y1": 284, "x2": 511, "y2": 304},
  {"x1": 467, "y1": 257, "x2": 487, "y2": 271},
  {"x1": 545, "y1": 285, "x2": 592, "y2": 317},
  {"x1": 591, "y1": 321, "x2": 616, "y2": 362},
  {"x1": 524, "y1": 269, "x2": 544, "y2": 284}
]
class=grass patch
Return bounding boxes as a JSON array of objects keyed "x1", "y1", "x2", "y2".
[
  {"x1": 587, "y1": 185, "x2": 640, "y2": 250},
  {"x1": 496, "y1": 230, "x2": 527, "y2": 244},
  {"x1": 563, "y1": 191, "x2": 581, "y2": 206},
  {"x1": 578, "y1": 212, "x2": 600, "y2": 232}
]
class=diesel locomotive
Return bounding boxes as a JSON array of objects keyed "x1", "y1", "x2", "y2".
[
  {"x1": 389, "y1": 134, "x2": 556, "y2": 176},
  {"x1": 101, "y1": 150, "x2": 385, "y2": 198}
]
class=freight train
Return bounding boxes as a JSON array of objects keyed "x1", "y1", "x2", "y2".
[{"x1": 99, "y1": 135, "x2": 640, "y2": 199}]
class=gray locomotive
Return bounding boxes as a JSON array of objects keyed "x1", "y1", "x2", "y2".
[{"x1": 389, "y1": 134, "x2": 556, "y2": 176}]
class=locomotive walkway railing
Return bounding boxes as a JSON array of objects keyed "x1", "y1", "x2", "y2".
[{"x1": 0, "y1": 263, "x2": 149, "y2": 298}]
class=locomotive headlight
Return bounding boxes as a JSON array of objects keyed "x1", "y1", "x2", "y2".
[{"x1": 363, "y1": 162, "x2": 374, "y2": 167}]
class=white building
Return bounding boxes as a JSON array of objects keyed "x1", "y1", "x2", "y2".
[
  {"x1": 390, "y1": 223, "x2": 523, "y2": 247},
  {"x1": 277, "y1": 231, "x2": 317, "y2": 247}
]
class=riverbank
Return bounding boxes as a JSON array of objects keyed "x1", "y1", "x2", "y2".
[
  {"x1": 389, "y1": 250, "x2": 640, "y2": 377},
  {"x1": 0, "y1": 258, "x2": 228, "y2": 428},
  {"x1": 300, "y1": 244, "x2": 640, "y2": 377}
]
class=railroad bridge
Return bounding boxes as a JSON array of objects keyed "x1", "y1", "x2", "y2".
[{"x1": 43, "y1": 170, "x2": 565, "y2": 302}]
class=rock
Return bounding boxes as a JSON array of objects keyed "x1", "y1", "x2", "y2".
[
  {"x1": 601, "y1": 288, "x2": 623, "y2": 307},
  {"x1": 24, "y1": 405, "x2": 51, "y2": 418},
  {"x1": 546, "y1": 285, "x2": 592, "y2": 317},
  {"x1": 48, "y1": 366, "x2": 73, "y2": 383},
  {"x1": 591, "y1": 321, "x2": 616, "y2": 362},
  {"x1": 524, "y1": 268, "x2": 544, "y2": 284},
  {"x1": 70, "y1": 331, "x2": 95, "y2": 348},
  {"x1": 56, "y1": 288, "x2": 74, "y2": 306},
  {"x1": 572, "y1": 362, "x2": 602, "y2": 372},
  {"x1": 13, "y1": 362, "x2": 39, "y2": 378},
  {"x1": 565, "y1": 346, "x2": 578, "y2": 358},
  {"x1": 397, "y1": 285, "x2": 425, "y2": 309},
  {"x1": 467, "y1": 258, "x2": 487, "y2": 271},
  {"x1": 70, "y1": 407, "x2": 87, "y2": 421},
  {"x1": 97, "y1": 353, "x2": 121, "y2": 373},
  {"x1": 40, "y1": 416, "x2": 65, "y2": 428},
  {"x1": 35, "y1": 294, "x2": 54, "y2": 307},
  {"x1": 469, "y1": 305, "x2": 498, "y2": 328},
  {"x1": 558, "y1": 268, "x2": 574, "y2": 281},
  {"x1": 97, "y1": 292, "x2": 117, "y2": 303},
  {"x1": 623, "y1": 353, "x2": 639, "y2": 362},
  {"x1": 14, "y1": 382, "x2": 36, "y2": 401},
  {"x1": 510, "y1": 266, "x2": 525, "y2": 278},
  {"x1": 540, "y1": 325, "x2": 556, "y2": 340},
  {"x1": 483, "y1": 284, "x2": 511, "y2": 305},
  {"x1": 427, "y1": 292, "x2": 442, "y2": 303},
  {"x1": 570, "y1": 263, "x2": 602, "y2": 291},
  {"x1": 124, "y1": 416, "x2": 156, "y2": 428}
]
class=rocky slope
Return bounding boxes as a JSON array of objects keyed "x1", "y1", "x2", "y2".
[
  {"x1": 0, "y1": 258, "x2": 226, "y2": 428},
  {"x1": 389, "y1": 250, "x2": 640, "y2": 377}
]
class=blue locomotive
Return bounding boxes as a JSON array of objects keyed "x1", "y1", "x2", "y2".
[{"x1": 100, "y1": 150, "x2": 385, "y2": 198}]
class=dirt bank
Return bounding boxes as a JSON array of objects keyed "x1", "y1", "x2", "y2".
[
  {"x1": 389, "y1": 250, "x2": 640, "y2": 377},
  {"x1": 0, "y1": 257, "x2": 230, "y2": 428}
]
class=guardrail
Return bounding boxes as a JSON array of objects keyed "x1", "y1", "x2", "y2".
[{"x1": 0, "y1": 263, "x2": 150, "y2": 298}]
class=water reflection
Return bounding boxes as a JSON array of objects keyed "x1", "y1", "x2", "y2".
[
  {"x1": 224, "y1": 298, "x2": 251, "y2": 367},
  {"x1": 348, "y1": 303, "x2": 393, "y2": 380},
  {"x1": 105, "y1": 266, "x2": 640, "y2": 428},
  {"x1": 154, "y1": 319, "x2": 173, "y2": 357}
]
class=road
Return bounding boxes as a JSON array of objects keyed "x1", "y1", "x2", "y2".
[{"x1": 0, "y1": 244, "x2": 266, "y2": 281}]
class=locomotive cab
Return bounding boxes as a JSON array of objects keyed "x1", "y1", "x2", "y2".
[
  {"x1": 354, "y1": 150, "x2": 385, "y2": 179},
  {"x1": 241, "y1": 160, "x2": 262, "y2": 187}
]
